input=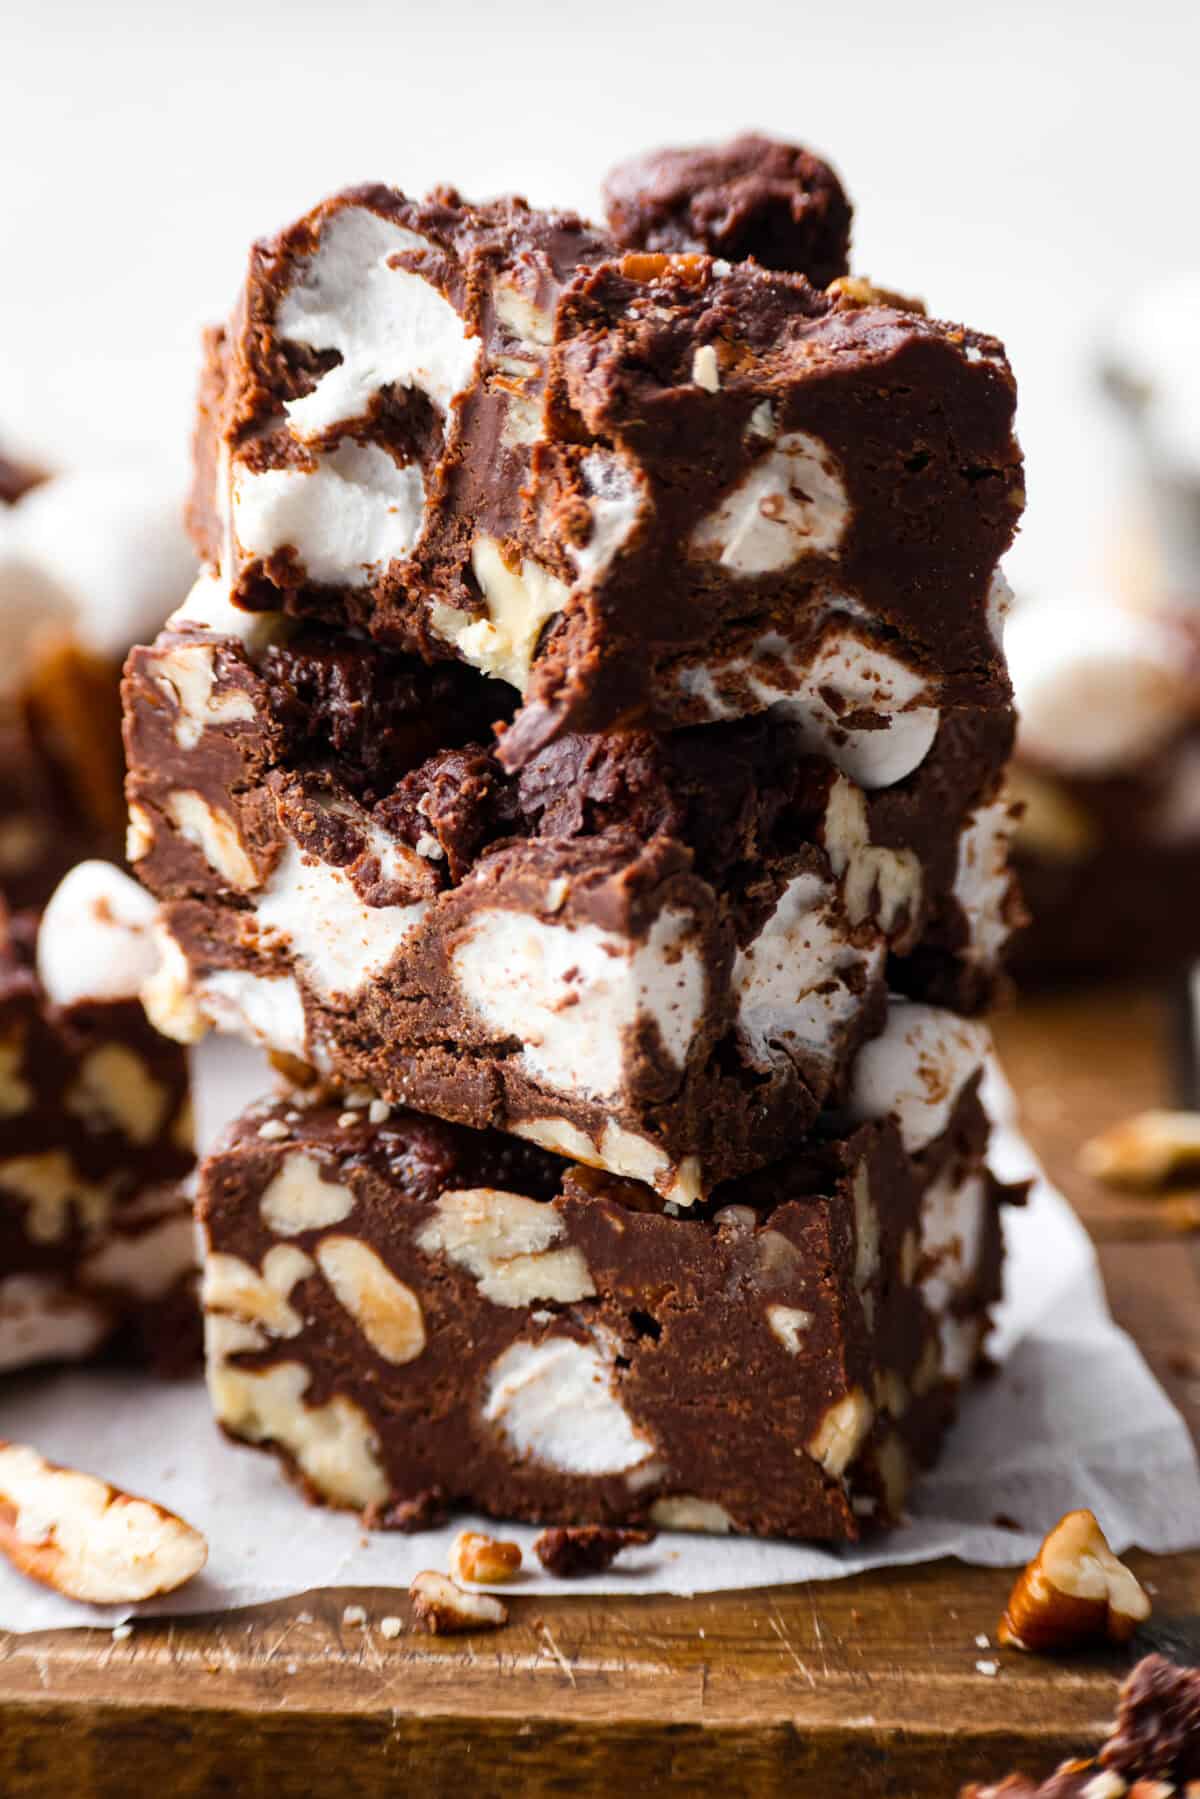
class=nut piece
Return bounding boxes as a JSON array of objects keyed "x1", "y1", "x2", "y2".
[
  {"x1": 826, "y1": 275, "x2": 927, "y2": 314},
  {"x1": 448, "y1": 1529, "x2": 522, "y2": 1585},
  {"x1": 408, "y1": 1570, "x2": 508, "y2": 1634},
  {"x1": 998, "y1": 1509, "x2": 1151, "y2": 1653},
  {"x1": 533, "y1": 1525, "x2": 657, "y2": 1577},
  {"x1": 0, "y1": 1441, "x2": 207, "y2": 1604},
  {"x1": 1102, "y1": 1652, "x2": 1200, "y2": 1785},
  {"x1": 959, "y1": 1654, "x2": 1200, "y2": 1793},
  {"x1": 959, "y1": 1761, "x2": 1094, "y2": 1797},
  {"x1": 1079, "y1": 1110, "x2": 1200, "y2": 1191}
]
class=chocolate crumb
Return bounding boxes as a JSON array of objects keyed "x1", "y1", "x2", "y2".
[
  {"x1": 533, "y1": 1525, "x2": 657, "y2": 1577},
  {"x1": 603, "y1": 132, "x2": 852, "y2": 284},
  {"x1": 1102, "y1": 1653, "x2": 1200, "y2": 1782},
  {"x1": 363, "y1": 1488, "x2": 450, "y2": 1533}
]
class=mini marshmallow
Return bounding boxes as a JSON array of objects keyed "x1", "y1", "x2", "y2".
[
  {"x1": 482, "y1": 1334, "x2": 658, "y2": 1477},
  {"x1": 36, "y1": 862, "x2": 159, "y2": 1010},
  {"x1": 677, "y1": 616, "x2": 939, "y2": 788},
  {"x1": 5, "y1": 469, "x2": 194, "y2": 662},
  {"x1": 233, "y1": 442, "x2": 426, "y2": 590},
  {"x1": 168, "y1": 570, "x2": 291, "y2": 653},
  {"x1": 273, "y1": 206, "x2": 480, "y2": 437},
  {"x1": 254, "y1": 836, "x2": 429, "y2": 1001},
  {"x1": 566, "y1": 451, "x2": 647, "y2": 583},
  {"x1": 688, "y1": 430, "x2": 850, "y2": 572},
  {"x1": 453, "y1": 906, "x2": 705, "y2": 1103},
  {"x1": 0, "y1": 531, "x2": 75, "y2": 696},
  {"x1": 847, "y1": 1002, "x2": 991, "y2": 1152},
  {"x1": 733, "y1": 870, "x2": 884, "y2": 1071},
  {"x1": 953, "y1": 795, "x2": 1016, "y2": 966}
]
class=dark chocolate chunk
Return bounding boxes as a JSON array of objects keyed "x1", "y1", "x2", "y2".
[
  {"x1": 603, "y1": 133, "x2": 852, "y2": 283},
  {"x1": 532, "y1": 1524, "x2": 656, "y2": 1576}
]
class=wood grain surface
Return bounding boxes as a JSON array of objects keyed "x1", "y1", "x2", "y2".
[{"x1": 0, "y1": 983, "x2": 1197, "y2": 1797}]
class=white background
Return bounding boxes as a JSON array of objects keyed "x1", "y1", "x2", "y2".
[{"x1": 0, "y1": 0, "x2": 1196, "y2": 603}]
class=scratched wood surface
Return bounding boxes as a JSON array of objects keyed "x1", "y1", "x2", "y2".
[{"x1": 0, "y1": 983, "x2": 1198, "y2": 1797}]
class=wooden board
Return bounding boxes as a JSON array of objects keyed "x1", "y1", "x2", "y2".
[{"x1": 1, "y1": 984, "x2": 1198, "y2": 1797}]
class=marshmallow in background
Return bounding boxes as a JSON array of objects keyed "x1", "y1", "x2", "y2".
[
  {"x1": 0, "y1": 468, "x2": 194, "y2": 682},
  {"x1": 1007, "y1": 600, "x2": 1196, "y2": 776},
  {"x1": 36, "y1": 860, "x2": 159, "y2": 1010}
]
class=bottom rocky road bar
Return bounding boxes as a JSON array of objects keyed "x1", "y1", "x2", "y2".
[
  {"x1": 199, "y1": 1010, "x2": 1012, "y2": 1540},
  {"x1": 0, "y1": 863, "x2": 197, "y2": 1373}
]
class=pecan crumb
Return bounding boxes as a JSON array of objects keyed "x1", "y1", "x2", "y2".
[
  {"x1": 408, "y1": 1570, "x2": 508, "y2": 1635},
  {"x1": 449, "y1": 1529, "x2": 522, "y2": 1584}
]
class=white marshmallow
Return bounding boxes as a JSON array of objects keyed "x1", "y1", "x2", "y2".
[
  {"x1": 688, "y1": 431, "x2": 849, "y2": 573},
  {"x1": 1008, "y1": 602, "x2": 1191, "y2": 775},
  {"x1": 254, "y1": 835, "x2": 427, "y2": 1002},
  {"x1": 919, "y1": 1167, "x2": 987, "y2": 1319},
  {"x1": 0, "y1": 532, "x2": 75, "y2": 696},
  {"x1": 452, "y1": 905, "x2": 705, "y2": 1103},
  {"x1": 953, "y1": 795, "x2": 1016, "y2": 967},
  {"x1": 678, "y1": 619, "x2": 938, "y2": 788},
  {"x1": 566, "y1": 451, "x2": 646, "y2": 582},
  {"x1": 196, "y1": 968, "x2": 311, "y2": 1063},
  {"x1": 848, "y1": 1003, "x2": 991, "y2": 1151},
  {"x1": 275, "y1": 206, "x2": 480, "y2": 437},
  {"x1": 232, "y1": 442, "x2": 426, "y2": 588},
  {"x1": 733, "y1": 871, "x2": 884, "y2": 1073},
  {"x1": 482, "y1": 1334, "x2": 657, "y2": 1476},
  {"x1": 986, "y1": 568, "x2": 1014, "y2": 644},
  {"x1": 2, "y1": 469, "x2": 194, "y2": 662},
  {"x1": 168, "y1": 570, "x2": 290, "y2": 654},
  {"x1": 37, "y1": 862, "x2": 158, "y2": 1009}
]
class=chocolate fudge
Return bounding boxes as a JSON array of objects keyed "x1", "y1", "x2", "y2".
[
  {"x1": 961, "y1": 1655, "x2": 1200, "y2": 1796},
  {"x1": 187, "y1": 182, "x2": 1021, "y2": 766},
  {"x1": 198, "y1": 1004, "x2": 1008, "y2": 1538},
  {"x1": 603, "y1": 132, "x2": 853, "y2": 282},
  {"x1": 124, "y1": 587, "x2": 1016, "y2": 1202},
  {"x1": 1007, "y1": 599, "x2": 1200, "y2": 980},
  {"x1": 0, "y1": 467, "x2": 195, "y2": 908},
  {"x1": 0, "y1": 862, "x2": 196, "y2": 1373}
]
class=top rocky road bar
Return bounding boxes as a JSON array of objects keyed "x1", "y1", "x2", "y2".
[{"x1": 188, "y1": 148, "x2": 1023, "y2": 770}]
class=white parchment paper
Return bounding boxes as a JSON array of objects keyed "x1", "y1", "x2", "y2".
[{"x1": 0, "y1": 1053, "x2": 1196, "y2": 1632}]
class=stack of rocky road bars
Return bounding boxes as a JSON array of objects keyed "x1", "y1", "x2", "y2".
[{"x1": 122, "y1": 135, "x2": 1027, "y2": 1540}]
